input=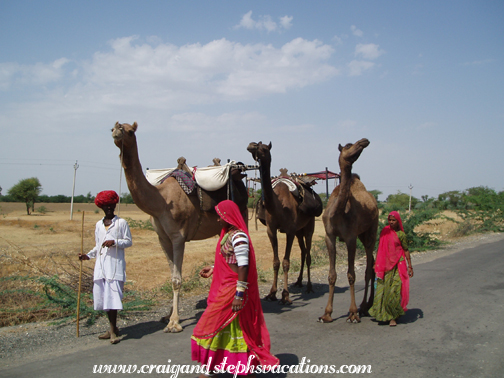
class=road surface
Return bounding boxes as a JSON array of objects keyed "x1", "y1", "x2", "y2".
[{"x1": 1, "y1": 236, "x2": 503, "y2": 378}]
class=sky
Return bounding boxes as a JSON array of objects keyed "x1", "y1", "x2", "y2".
[{"x1": 1, "y1": 0, "x2": 503, "y2": 202}]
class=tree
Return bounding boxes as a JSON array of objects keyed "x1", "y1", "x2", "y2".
[
  {"x1": 385, "y1": 191, "x2": 418, "y2": 211},
  {"x1": 369, "y1": 189, "x2": 382, "y2": 202},
  {"x1": 437, "y1": 190, "x2": 463, "y2": 209},
  {"x1": 121, "y1": 192, "x2": 134, "y2": 204},
  {"x1": 8, "y1": 177, "x2": 42, "y2": 215}
]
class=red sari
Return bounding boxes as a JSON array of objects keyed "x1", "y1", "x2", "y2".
[
  {"x1": 191, "y1": 200, "x2": 279, "y2": 372},
  {"x1": 374, "y1": 211, "x2": 410, "y2": 311}
]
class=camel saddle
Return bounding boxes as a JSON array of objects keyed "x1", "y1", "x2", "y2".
[
  {"x1": 255, "y1": 178, "x2": 323, "y2": 226},
  {"x1": 145, "y1": 161, "x2": 243, "y2": 213}
]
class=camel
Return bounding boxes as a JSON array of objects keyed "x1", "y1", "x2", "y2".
[
  {"x1": 112, "y1": 122, "x2": 248, "y2": 332},
  {"x1": 247, "y1": 141, "x2": 322, "y2": 304},
  {"x1": 318, "y1": 138, "x2": 378, "y2": 323}
]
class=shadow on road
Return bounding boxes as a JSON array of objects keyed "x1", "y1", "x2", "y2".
[{"x1": 368, "y1": 307, "x2": 424, "y2": 326}]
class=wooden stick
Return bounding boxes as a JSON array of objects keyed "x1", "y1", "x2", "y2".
[{"x1": 76, "y1": 211, "x2": 84, "y2": 337}]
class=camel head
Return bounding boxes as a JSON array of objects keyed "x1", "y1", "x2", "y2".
[
  {"x1": 112, "y1": 122, "x2": 138, "y2": 150},
  {"x1": 338, "y1": 138, "x2": 370, "y2": 167},
  {"x1": 247, "y1": 141, "x2": 272, "y2": 165}
]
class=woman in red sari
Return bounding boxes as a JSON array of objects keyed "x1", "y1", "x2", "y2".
[
  {"x1": 369, "y1": 211, "x2": 414, "y2": 326},
  {"x1": 191, "y1": 200, "x2": 279, "y2": 377}
]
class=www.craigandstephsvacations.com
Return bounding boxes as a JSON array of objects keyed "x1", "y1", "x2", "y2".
[{"x1": 92, "y1": 356, "x2": 372, "y2": 376}]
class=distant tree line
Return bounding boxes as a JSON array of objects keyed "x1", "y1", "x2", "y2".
[{"x1": 1, "y1": 177, "x2": 134, "y2": 215}]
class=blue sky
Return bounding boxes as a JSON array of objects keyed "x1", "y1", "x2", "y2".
[{"x1": 1, "y1": 0, "x2": 503, "y2": 202}]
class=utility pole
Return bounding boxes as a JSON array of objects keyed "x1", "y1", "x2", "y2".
[
  {"x1": 70, "y1": 161, "x2": 79, "y2": 220},
  {"x1": 325, "y1": 167, "x2": 329, "y2": 203},
  {"x1": 408, "y1": 184, "x2": 413, "y2": 213}
]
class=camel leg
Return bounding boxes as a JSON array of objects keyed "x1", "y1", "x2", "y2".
[
  {"x1": 280, "y1": 233, "x2": 295, "y2": 305},
  {"x1": 265, "y1": 227, "x2": 280, "y2": 301},
  {"x1": 294, "y1": 233, "x2": 306, "y2": 288},
  {"x1": 296, "y1": 223, "x2": 314, "y2": 293},
  {"x1": 304, "y1": 220, "x2": 315, "y2": 294},
  {"x1": 359, "y1": 233, "x2": 376, "y2": 315},
  {"x1": 319, "y1": 233, "x2": 337, "y2": 323},
  {"x1": 165, "y1": 237, "x2": 185, "y2": 333},
  {"x1": 346, "y1": 238, "x2": 360, "y2": 323},
  {"x1": 154, "y1": 224, "x2": 184, "y2": 333}
]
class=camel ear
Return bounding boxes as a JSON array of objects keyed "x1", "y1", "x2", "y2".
[
  {"x1": 338, "y1": 144, "x2": 343, "y2": 152},
  {"x1": 115, "y1": 121, "x2": 120, "y2": 127},
  {"x1": 132, "y1": 122, "x2": 138, "y2": 131},
  {"x1": 268, "y1": 142, "x2": 272, "y2": 150}
]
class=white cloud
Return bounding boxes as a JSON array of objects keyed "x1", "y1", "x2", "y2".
[
  {"x1": 82, "y1": 37, "x2": 338, "y2": 102},
  {"x1": 351, "y1": 25, "x2": 363, "y2": 37},
  {"x1": 333, "y1": 35, "x2": 344, "y2": 45},
  {"x1": 348, "y1": 60, "x2": 375, "y2": 76},
  {"x1": 354, "y1": 43, "x2": 384, "y2": 60},
  {"x1": 280, "y1": 15, "x2": 293, "y2": 30},
  {"x1": 0, "y1": 36, "x2": 339, "y2": 130},
  {"x1": 0, "y1": 58, "x2": 70, "y2": 89},
  {"x1": 235, "y1": 11, "x2": 293, "y2": 32},
  {"x1": 169, "y1": 111, "x2": 265, "y2": 133}
]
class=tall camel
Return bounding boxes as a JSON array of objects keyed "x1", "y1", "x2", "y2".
[
  {"x1": 112, "y1": 122, "x2": 248, "y2": 332},
  {"x1": 319, "y1": 138, "x2": 378, "y2": 323},
  {"x1": 247, "y1": 141, "x2": 320, "y2": 304}
]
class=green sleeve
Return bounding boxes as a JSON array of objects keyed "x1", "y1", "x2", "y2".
[{"x1": 396, "y1": 231, "x2": 409, "y2": 251}]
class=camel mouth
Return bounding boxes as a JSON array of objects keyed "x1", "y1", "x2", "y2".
[
  {"x1": 112, "y1": 126, "x2": 124, "y2": 140},
  {"x1": 247, "y1": 143, "x2": 259, "y2": 159},
  {"x1": 358, "y1": 138, "x2": 370, "y2": 148}
]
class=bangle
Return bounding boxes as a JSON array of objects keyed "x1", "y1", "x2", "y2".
[
  {"x1": 234, "y1": 296, "x2": 243, "y2": 301},
  {"x1": 236, "y1": 280, "x2": 248, "y2": 291},
  {"x1": 235, "y1": 291, "x2": 244, "y2": 298}
]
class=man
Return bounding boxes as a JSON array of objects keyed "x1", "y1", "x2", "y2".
[{"x1": 79, "y1": 190, "x2": 132, "y2": 344}]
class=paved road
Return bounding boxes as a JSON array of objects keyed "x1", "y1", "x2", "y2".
[{"x1": 2, "y1": 237, "x2": 503, "y2": 378}]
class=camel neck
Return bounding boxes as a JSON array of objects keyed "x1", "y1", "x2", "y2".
[{"x1": 118, "y1": 139, "x2": 165, "y2": 217}]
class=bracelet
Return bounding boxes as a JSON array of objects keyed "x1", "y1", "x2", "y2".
[
  {"x1": 234, "y1": 296, "x2": 244, "y2": 301},
  {"x1": 235, "y1": 291, "x2": 244, "y2": 298},
  {"x1": 236, "y1": 280, "x2": 248, "y2": 292}
]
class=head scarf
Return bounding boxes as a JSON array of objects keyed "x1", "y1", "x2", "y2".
[
  {"x1": 374, "y1": 211, "x2": 409, "y2": 310},
  {"x1": 94, "y1": 190, "x2": 119, "y2": 208},
  {"x1": 389, "y1": 210, "x2": 404, "y2": 232},
  {"x1": 192, "y1": 200, "x2": 278, "y2": 368}
]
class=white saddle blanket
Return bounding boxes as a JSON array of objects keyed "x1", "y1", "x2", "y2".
[
  {"x1": 145, "y1": 161, "x2": 236, "y2": 191},
  {"x1": 272, "y1": 178, "x2": 298, "y2": 195}
]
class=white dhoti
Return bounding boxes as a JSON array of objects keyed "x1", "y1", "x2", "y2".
[{"x1": 93, "y1": 279, "x2": 124, "y2": 311}]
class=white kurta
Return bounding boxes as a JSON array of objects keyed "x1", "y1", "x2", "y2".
[{"x1": 87, "y1": 216, "x2": 132, "y2": 282}]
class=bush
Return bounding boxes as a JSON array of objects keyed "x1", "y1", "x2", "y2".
[
  {"x1": 378, "y1": 208, "x2": 442, "y2": 251},
  {"x1": 36, "y1": 206, "x2": 48, "y2": 214}
]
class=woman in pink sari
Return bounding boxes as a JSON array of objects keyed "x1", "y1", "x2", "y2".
[
  {"x1": 191, "y1": 200, "x2": 279, "y2": 377},
  {"x1": 369, "y1": 211, "x2": 414, "y2": 326}
]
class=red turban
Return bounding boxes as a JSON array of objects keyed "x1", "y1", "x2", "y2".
[{"x1": 94, "y1": 190, "x2": 119, "y2": 208}]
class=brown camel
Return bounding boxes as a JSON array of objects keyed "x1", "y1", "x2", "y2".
[
  {"x1": 112, "y1": 122, "x2": 248, "y2": 332},
  {"x1": 319, "y1": 138, "x2": 378, "y2": 323},
  {"x1": 247, "y1": 141, "x2": 321, "y2": 304}
]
